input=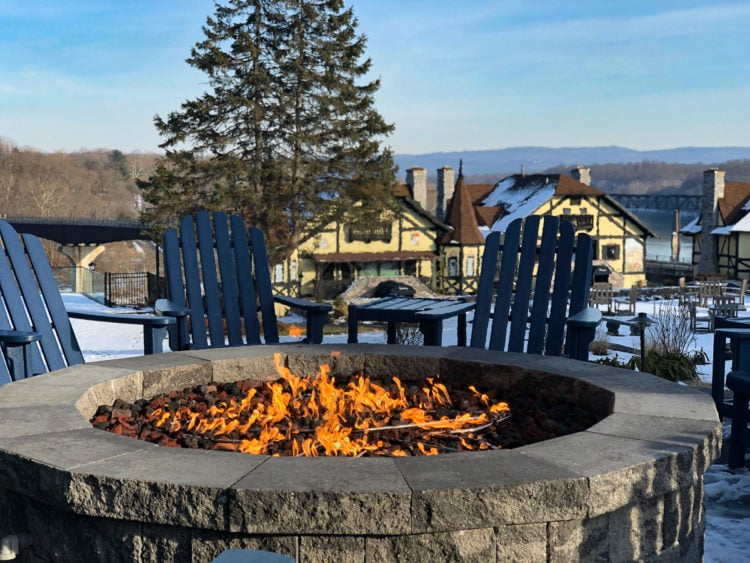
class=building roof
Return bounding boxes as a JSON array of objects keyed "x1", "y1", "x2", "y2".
[
  {"x1": 440, "y1": 166, "x2": 485, "y2": 245},
  {"x1": 681, "y1": 181, "x2": 750, "y2": 235},
  {"x1": 476, "y1": 172, "x2": 653, "y2": 236},
  {"x1": 721, "y1": 182, "x2": 750, "y2": 226}
]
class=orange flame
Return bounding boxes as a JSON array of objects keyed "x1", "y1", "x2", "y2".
[{"x1": 146, "y1": 352, "x2": 511, "y2": 457}]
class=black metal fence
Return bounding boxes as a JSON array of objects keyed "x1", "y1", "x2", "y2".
[
  {"x1": 104, "y1": 272, "x2": 149, "y2": 307},
  {"x1": 52, "y1": 268, "x2": 165, "y2": 307}
]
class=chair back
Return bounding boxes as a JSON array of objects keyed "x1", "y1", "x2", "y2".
[
  {"x1": 163, "y1": 211, "x2": 279, "y2": 349},
  {"x1": 470, "y1": 215, "x2": 594, "y2": 357},
  {"x1": 0, "y1": 220, "x2": 84, "y2": 376},
  {"x1": 589, "y1": 283, "x2": 613, "y2": 311}
]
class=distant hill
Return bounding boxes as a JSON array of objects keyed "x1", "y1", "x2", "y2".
[{"x1": 393, "y1": 146, "x2": 750, "y2": 181}]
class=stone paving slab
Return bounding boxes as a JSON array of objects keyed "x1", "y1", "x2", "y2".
[
  {"x1": 395, "y1": 449, "x2": 589, "y2": 532},
  {"x1": 230, "y1": 455, "x2": 412, "y2": 535}
]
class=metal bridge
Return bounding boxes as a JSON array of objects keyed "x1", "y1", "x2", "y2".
[
  {"x1": 2, "y1": 216, "x2": 151, "y2": 245},
  {"x1": 609, "y1": 194, "x2": 702, "y2": 212}
]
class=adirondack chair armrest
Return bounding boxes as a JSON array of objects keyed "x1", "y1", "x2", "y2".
[
  {"x1": 0, "y1": 329, "x2": 42, "y2": 345},
  {"x1": 563, "y1": 307, "x2": 602, "y2": 361},
  {"x1": 153, "y1": 299, "x2": 190, "y2": 319},
  {"x1": 67, "y1": 309, "x2": 176, "y2": 355},
  {"x1": 273, "y1": 295, "x2": 333, "y2": 313},
  {"x1": 0, "y1": 329, "x2": 42, "y2": 381},
  {"x1": 565, "y1": 307, "x2": 603, "y2": 329},
  {"x1": 273, "y1": 295, "x2": 332, "y2": 345}
]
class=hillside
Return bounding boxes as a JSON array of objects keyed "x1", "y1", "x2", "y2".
[
  {"x1": 394, "y1": 145, "x2": 750, "y2": 181},
  {"x1": 394, "y1": 148, "x2": 750, "y2": 195},
  {"x1": 4, "y1": 142, "x2": 750, "y2": 224}
]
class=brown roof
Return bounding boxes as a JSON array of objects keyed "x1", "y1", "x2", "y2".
[
  {"x1": 720, "y1": 182, "x2": 750, "y2": 224},
  {"x1": 554, "y1": 174, "x2": 605, "y2": 197},
  {"x1": 475, "y1": 206, "x2": 502, "y2": 228},
  {"x1": 394, "y1": 183, "x2": 411, "y2": 198},
  {"x1": 465, "y1": 183, "x2": 496, "y2": 203},
  {"x1": 312, "y1": 251, "x2": 437, "y2": 263},
  {"x1": 441, "y1": 172, "x2": 485, "y2": 245}
]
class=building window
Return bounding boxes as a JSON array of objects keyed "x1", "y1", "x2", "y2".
[
  {"x1": 563, "y1": 208, "x2": 571, "y2": 215},
  {"x1": 604, "y1": 245, "x2": 620, "y2": 260},
  {"x1": 448, "y1": 257, "x2": 458, "y2": 278},
  {"x1": 290, "y1": 260, "x2": 297, "y2": 280},
  {"x1": 569, "y1": 196, "x2": 582, "y2": 206},
  {"x1": 467, "y1": 256, "x2": 475, "y2": 276},
  {"x1": 273, "y1": 264, "x2": 284, "y2": 282}
]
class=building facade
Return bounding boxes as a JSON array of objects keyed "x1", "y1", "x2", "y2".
[
  {"x1": 682, "y1": 168, "x2": 750, "y2": 279},
  {"x1": 270, "y1": 165, "x2": 654, "y2": 298}
]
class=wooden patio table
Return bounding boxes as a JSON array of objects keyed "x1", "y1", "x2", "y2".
[{"x1": 347, "y1": 296, "x2": 475, "y2": 346}]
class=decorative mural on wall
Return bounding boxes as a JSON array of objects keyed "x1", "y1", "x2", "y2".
[{"x1": 624, "y1": 238, "x2": 643, "y2": 273}]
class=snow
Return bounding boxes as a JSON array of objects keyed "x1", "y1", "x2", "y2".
[
  {"x1": 62, "y1": 292, "x2": 749, "y2": 561},
  {"x1": 681, "y1": 216, "x2": 702, "y2": 234},
  {"x1": 481, "y1": 176, "x2": 557, "y2": 232}
]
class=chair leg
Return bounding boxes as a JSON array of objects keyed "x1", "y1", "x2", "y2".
[
  {"x1": 306, "y1": 312, "x2": 326, "y2": 345},
  {"x1": 347, "y1": 306, "x2": 359, "y2": 344}
]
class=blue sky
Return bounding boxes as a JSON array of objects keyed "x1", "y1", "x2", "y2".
[{"x1": 1, "y1": 1, "x2": 748, "y2": 154}]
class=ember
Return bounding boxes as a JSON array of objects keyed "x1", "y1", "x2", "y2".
[{"x1": 91, "y1": 353, "x2": 598, "y2": 457}]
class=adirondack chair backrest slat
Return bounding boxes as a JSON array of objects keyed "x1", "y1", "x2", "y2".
[
  {"x1": 213, "y1": 215, "x2": 244, "y2": 347},
  {"x1": 249, "y1": 227, "x2": 280, "y2": 344},
  {"x1": 528, "y1": 216, "x2": 560, "y2": 354},
  {"x1": 229, "y1": 215, "x2": 262, "y2": 344},
  {"x1": 163, "y1": 211, "x2": 281, "y2": 349},
  {"x1": 488, "y1": 221, "x2": 520, "y2": 350},
  {"x1": 470, "y1": 215, "x2": 593, "y2": 357},
  {"x1": 195, "y1": 213, "x2": 226, "y2": 346},
  {"x1": 547, "y1": 220, "x2": 576, "y2": 356}
]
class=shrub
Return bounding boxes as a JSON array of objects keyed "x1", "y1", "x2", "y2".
[
  {"x1": 590, "y1": 325, "x2": 610, "y2": 356},
  {"x1": 632, "y1": 349, "x2": 701, "y2": 384}
]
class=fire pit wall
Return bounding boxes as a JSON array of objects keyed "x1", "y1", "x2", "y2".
[{"x1": 0, "y1": 345, "x2": 720, "y2": 562}]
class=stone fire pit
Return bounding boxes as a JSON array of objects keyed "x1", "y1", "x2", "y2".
[{"x1": 0, "y1": 345, "x2": 720, "y2": 562}]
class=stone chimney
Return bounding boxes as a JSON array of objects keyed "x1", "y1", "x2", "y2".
[
  {"x1": 405, "y1": 167, "x2": 428, "y2": 209},
  {"x1": 570, "y1": 166, "x2": 591, "y2": 185},
  {"x1": 436, "y1": 166, "x2": 455, "y2": 220},
  {"x1": 697, "y1": 168, "x2": 726, "y2": 274}
]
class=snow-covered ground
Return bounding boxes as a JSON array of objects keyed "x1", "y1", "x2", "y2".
[{"x1": 63, "y1": 293, "x2": 749, "y2": 562}]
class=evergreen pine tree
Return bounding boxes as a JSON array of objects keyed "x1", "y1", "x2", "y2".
[{"x1": 138, "y1": 0, "x2": 396, "y2": 256}]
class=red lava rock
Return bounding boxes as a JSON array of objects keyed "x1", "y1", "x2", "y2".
[{"x1": 90, "y1": 377, "x2": 603, "y2": 457}]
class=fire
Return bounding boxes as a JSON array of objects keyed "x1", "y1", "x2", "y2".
[{"x1": 140, "y1": 353, "x2": 511, "y2": 457}]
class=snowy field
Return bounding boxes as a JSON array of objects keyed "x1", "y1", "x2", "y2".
[{"x1": 63, "y1": 293, "x2": 750, "y2": 561}]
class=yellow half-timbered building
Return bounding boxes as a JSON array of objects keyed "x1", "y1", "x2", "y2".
[
  {"x1": 271, "y1": 165, "x2": 654, "y2": 299},
  {"x1": 290, "y1": 184, "x2": 451, "y2": 298},
  {"x1": 467, "y1": 167, "x2": 654, "y2": 289}
]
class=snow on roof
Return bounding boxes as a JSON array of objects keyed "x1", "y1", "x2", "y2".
[
  {"x1": 481, "y1": 175, "x2": 556, "y2": 232},
  {"x1": 711, "y1": 225, "x2": 732, "y2": 235},
  {"x1": 731, "y1": 212, "x2": 750, "y2": 233},
  {"x1": 681, "y1": 216, "x2": 701, "y2": 234}
]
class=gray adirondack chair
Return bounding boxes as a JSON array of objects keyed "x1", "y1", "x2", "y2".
[
  {"x1": 155, "y1": 211, "x2": 331, "y2": 350},
  {"x1": 470, "y1": 215, "x2": 601, "y2": 359},
  {"x1": 0, "y1": 220, "x2": 175, "y2": 385},
  {"x1": 414, "y1": 215, "x2": 601, "y2": 359}
]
